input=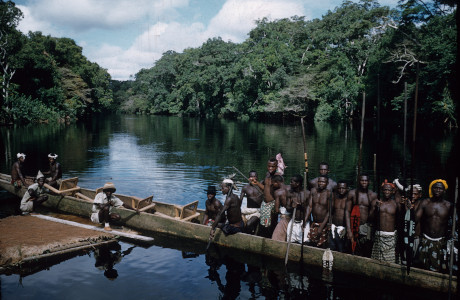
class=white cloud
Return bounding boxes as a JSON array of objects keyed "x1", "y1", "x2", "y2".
[
  {"x1": 16, "y1": 5, "x2": 61, "y2": 36},
  {"x1": 206, "y1": 0, "x2": 306, "y2": 42},
  {"x1": 24, "y1": 0, "x2": 189, "y2": 30}
]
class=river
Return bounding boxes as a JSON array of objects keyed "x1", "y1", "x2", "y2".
[{"x1": 0, "y1": 115, "x2": 457, "y2": 299}]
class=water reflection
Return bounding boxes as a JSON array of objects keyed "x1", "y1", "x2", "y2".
[{"x1": 94, "y1": 243, "x2": 136, "y2": 281}]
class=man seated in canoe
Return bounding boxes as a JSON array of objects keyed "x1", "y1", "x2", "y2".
[
  {"x1": 306, "y1": 175, "x2": 331, "y2": 248},
  {"x1": 329, "y1": 180, "x2": 349, "y2": 252},
  {"x1": 203, "y1": 185, "x2": 226, "y2": 228},
  {"x1": 11, "y1": 153, "x2": 28, "y2": 188},
  {"x1": 239, "y1": 171, "x2": 264, "y2": 234},
  {"x1": 285, "y1": 174, "x2": 310, "y2": 243},
  {"x1": 308, "y1": 162, "x2": 337, "y2": 192},
  {"x1": 369, "y1": 180, "x2": 403, "y2": 263},
  {"x1": 346, "y1": 174, "x2": 378, "y2": 257},
  {"x1": 20, "y1": 171, "x2": 49, "y2": 215},
  {"x1": 90, "y1": 182, "x2": 138, "y2": 231},
  {"x1": 42, "y1": 153, "x2": 62, "y2": 188},
  {"x1": 209, "y1": 179, "x2": 243, "y2": 238},
  {"x1": 414, "y1": 179, "x2": 454, "y2": 273}
]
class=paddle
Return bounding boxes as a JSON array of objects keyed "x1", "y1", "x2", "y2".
[
  {"x1": 285, "y1": 207, "x2": 297, "y2": 265},
  {"x1": 448, "y1": 177, "x2": 458, "y2": 300}
]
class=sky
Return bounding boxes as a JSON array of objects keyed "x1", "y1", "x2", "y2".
[{"x1": 14, "y1": 0, "x2": 399, "y2": 81}]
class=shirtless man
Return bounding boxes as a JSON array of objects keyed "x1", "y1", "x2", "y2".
[
  {"x1": 329, "y1": 181, "x2": 349, "y2": 252},
  {"x1": 43, "y1": 153, "x2": 63, "y2": 188},
  {"x1": 11, "y1": 153, "x2": 27, "y2": 188},
  {"x1": 369, "y1": 180, "x2": 402, "y2": 263},
  {"x1": 308, "y1": 162, "x2": 337, "y2": 192},
  {"x1": 210, "y1": 179, "x2": 243, "y2": 238},
  {"x1": 258, "y1": 158, "x2": 283, "y2": 237},
  {"x1": 346, "y1": 174, "x2": 378, "y2": 257},
  {"x1": 271, "y1": 176, "x2": 290, "y2": 241},
  {"x1": 414, "y1": 180, "x2": 453, "y2": 272},
  {"x1": 306, "y1": 175, "x2": 331, "y2": 248},
  {"x1": 285, "y1": 175, "x2": 310, "y2": 243},
  {"x1": 203, "y1": 185, "x2": 226, "y2": 228},
  {"x1": 239, "y1": 171, "x2": 263, "y2": 234}
]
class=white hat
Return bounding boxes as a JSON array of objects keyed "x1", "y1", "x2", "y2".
[
  {"x1": 36, "y1": 170, "x2": 45, "y2": 180},
  {"x1": 17, "y1": 153, "x2": 26, "y2": 159},
  {"x1": 48, "y1": 153, "x2": 58, "y2": 159},
  {"x1": 102, "y1": 182, "x2": 116, "y2": 192},
  {"x1": 222, "y1": 178, "x2": 238, "y2": 190}
]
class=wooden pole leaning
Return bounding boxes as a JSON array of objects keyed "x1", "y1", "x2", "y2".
[
  {"x1": 448, "y1": 177, "x2": 458, "y2": 300},
  {"x1": 285, "y1": 207, "x2": 297, "y2": 266},
  {"x1": 300, "y1": 117, "x2": 309, "y2": 262}
]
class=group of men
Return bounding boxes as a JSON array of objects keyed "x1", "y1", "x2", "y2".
[
  {"x1": 11, "y1": 152, "x2": 62, "y2": 215},
  {"x1": 203, "y1": 159, "x2": 456, "y2": 274},
  {"x1": 12, "y1": 152, "x2": 137, "y2": 231}
]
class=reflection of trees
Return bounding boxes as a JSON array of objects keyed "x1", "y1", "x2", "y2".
[{"x1": 94, "y1": 243, "x2": 135, "y2": 281}]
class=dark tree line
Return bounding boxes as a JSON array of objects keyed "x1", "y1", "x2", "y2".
[{"x1": 1, "y1": 0, "x2": 112, "y2": 124}]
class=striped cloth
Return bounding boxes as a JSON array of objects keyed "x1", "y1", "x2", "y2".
[{"x1": 371, "y1": 231, "x2": 396, "y2": 263}]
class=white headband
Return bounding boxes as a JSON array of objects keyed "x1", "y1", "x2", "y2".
[
  {"x1": 405, "y1": 184, "x2": 422, "y2": 192},
  {"x1": 48, "y1": 153, "x2": 58, "y2": 159},
  {"x1": 17, "y1": 153, "x2": 26, "y2": 159}
]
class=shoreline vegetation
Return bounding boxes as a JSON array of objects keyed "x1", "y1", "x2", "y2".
[{"x1": 1, "y1": 0, "x2": 458, "y2": 127}]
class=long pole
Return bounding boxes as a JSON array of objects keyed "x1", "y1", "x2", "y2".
[
  {"x1": 285, "y1": 207, "x2": 297, "y2": 265},
  {"x1": 448, "y1": 177, "x2": 458, "y2": 299},
  {"x1": 403, "y1": 82, "x2": 408, "y2": 185},
  {"x1": 358, "y1": 92, "x2": 366, "y2": 177},
  {"x1": 300, "y1": 117, "x2": 309, "y2": 262},
  {"x1": 407, "y1": 62, "x2": 420, "y2": 275}
]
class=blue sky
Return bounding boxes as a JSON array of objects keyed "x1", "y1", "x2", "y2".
[{"x1": 14, "y1": 0, "x2": 399, "y2": 80}]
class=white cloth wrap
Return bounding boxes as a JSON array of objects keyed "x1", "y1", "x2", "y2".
[
  {"x1": 331, "y1": 224, "x2": 346, "y2": 239},
  {"x1": 287, "y1": 219, "x2": 310, "y2": 243}
]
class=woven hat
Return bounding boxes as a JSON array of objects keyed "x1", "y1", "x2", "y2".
[
  {"x1": 204, "y1": 185, "x2": 217, "y2": 194},
  {"x1": 102, "y1": 182, "x2": 116, "y2": 192},
  {"x1": 36, "y1": 170, "x2": 45, "y2": 180}
]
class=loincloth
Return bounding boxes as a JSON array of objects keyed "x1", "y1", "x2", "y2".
[
  {"x1": 272, "y1": 216, "x2": 291, "y2": 241},
  {"x1": 416, "y1": 234, "x2": 448, "y2": 272},
  {"x1": 307, "y1": 222, "x2": 330, "y2": 246},
  {"x1": 241, "y1": 207, "x2": 260, "y2": 223},
  {"x1": 371, "y1": 231, "x2": 396, "y2": 263},
  {"x1": 259, "y1": 201, "x2": 275, "y2": 227},
  {"x1": 222, "y1": 221, "x2": 244, "y2": 236},
  {"x1": 287, "y1": 220, "x2": 310, "y2": 243}
]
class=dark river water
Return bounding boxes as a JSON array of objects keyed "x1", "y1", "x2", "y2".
[{"x1": 0, "y1": 115, "x2": 457, "y2": 299}]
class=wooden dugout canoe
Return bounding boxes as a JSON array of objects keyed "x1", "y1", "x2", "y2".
[{"x1": 0, "y1": 173, "x2": 456, "y2": 294}]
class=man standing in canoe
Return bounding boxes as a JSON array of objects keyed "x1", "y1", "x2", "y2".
[
  {"x1": 329, "y1": 180, "x2": 349, "y2": 252},
  {"x1": 239, "y1": 171, "x2": 263, "y2": 234},
  {"x1": 257, "y1": 158, "x2": 283, "y2": 237},
  {"x1": 308, "y1": 162, "x2": 337, "y2": 192},
  {"x1": 285, "y1": 174, "x2": 310, "y2": 243},
  {"x1": 346, "y1": 174, "x2": 378, "y2": 257},
  {"x1": 20, "y1": 171, "x2": 49, "y2": 214},
  {"x1": 414, "y1": 179, "x2": 453, "y2": 272},
  {"x1": 369, "y1": 180, "x2": 402, "y2": 263},
  {"x1": 210, "y1": 179, "x2": 244, "y2": 238},
  {"x1": 91, "y1": 182, "x2": 138, "y2": 231},
  {"x1": 306, "y1": 175, "x2": 331, "y2": 248},
  {"x1": 271, "y1": 175, "x2": 291, "y2": 241},
  {"x1": 43, "y1": 153, "x2": 62, "y2": 188},
  {"x1": 11, "y1": 153, "x2": 27, "y2": 188},
  {"x1": 203, "y1": 185, "x2": 226, "y2": 228}
]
